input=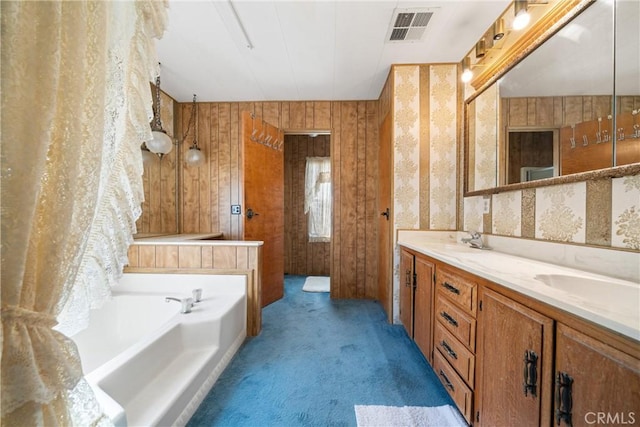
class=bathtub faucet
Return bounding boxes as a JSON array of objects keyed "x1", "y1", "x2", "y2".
[{"x1": 165, "y1": 297, "x2": 194, "y2": 314}]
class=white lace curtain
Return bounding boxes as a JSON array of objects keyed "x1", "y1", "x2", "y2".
[
  {"x1": 304, "y1": 157, "x2": 332, "y2": 242},
  {"x1": 1, "y1": 1, "x2": 167, "y2": 425}
]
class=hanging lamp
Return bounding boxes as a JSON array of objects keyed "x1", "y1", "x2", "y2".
[
  {"x1": 145, "y1": 64, "x2": 174, "y2": 157},
  {"x1": 184, "y1": 94, "x2": 206, "y2": 167}
]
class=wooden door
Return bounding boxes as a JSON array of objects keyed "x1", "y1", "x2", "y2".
[
  {"x1": 475, "y1": 287, "x2": 554, "y2": 427},
  {"x1": 399, "y1": 249, "x2": 414, "y2": 338},
  {"x1": 414, "y1": 255, "x2": 434, "y2": 363},
  {"x1": 242, "y1": 111, "x2": 284, "y2": 306},
  {"x1": 554, "y1": 323, "x2": 640, "y2": 427},
  {"x1": 378, "y1": 112, "x2": 392, "y2": 321}
]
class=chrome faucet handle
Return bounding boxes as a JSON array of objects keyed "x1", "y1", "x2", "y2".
[
  {"x1": 192, "y1": 288, "x2": 203, "y2": 302},
  {"x1": 182, "y1": 297, "x2": 194, "y2": 314}
]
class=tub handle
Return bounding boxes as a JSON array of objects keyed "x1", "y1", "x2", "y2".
[{"x1": 192, "y1": 288, "x2": 203, "y2": 302}]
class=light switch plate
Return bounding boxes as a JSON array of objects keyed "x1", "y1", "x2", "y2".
[
  {"x1": 231, "y1": 205, "x2": 241, "y2": 215},
  {"x1": 483, "y1": 197, "x2": 491, "y2": 214}
]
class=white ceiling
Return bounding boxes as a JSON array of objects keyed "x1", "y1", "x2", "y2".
[{"x1": 156, "y1": 0, "x2": 511, "y2": 102}]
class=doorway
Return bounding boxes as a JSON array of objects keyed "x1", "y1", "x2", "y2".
[{"x1": 283, "y1": 133, "x2": 331, "y2": 281}]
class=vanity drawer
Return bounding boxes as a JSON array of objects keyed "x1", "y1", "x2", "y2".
[
  {"x1": 436, "y1": 293, "x2": 476, "y2": 351},
  {"x1": 434, "y1": 322, "x2": 475, "y2": 387},
  {"x1": 437, "y1": 267, "x2": 477, "y2": 315},
  {"x1": 434, "y1": 350, "x2": 473, "y2": 424}
]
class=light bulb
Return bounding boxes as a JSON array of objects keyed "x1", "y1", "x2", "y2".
[
  {"x1": 461, "y1": 57, "x2": 473, "y2": 83},
  {"x1": 461, "y1": 69, "x2": 474, "y2": 83},
  {"x1": 185, "y1": 145, "x2": 206, "y2": 167},
  {"x1": 146, "y1": 130, "x2": 173, "y2": 155},
  {"x1": 513, "y1": 1, "x2": 530, "y2": 30}
]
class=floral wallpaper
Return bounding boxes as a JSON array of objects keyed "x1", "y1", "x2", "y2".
[
  {"x1": 473, "y1": 83, "x2": 498, "y2": 190},
  {"x1": 464, "y1": 196, "x2": 484, "y2": 233},
  {"x1": 492, "y1": 190, "x2": 521, "y2": 237},
  {"x1": 391, "y1": 64, "x2": 459, "y2": 321},
  {"x1": 612, "y1": 175, "x2": 640, "y2": 249},
  {"x1": 535, "y1": 182, "x2": 586, "y2": 243},
  {"x1": 393, "y1": 65, "x2": 420, "y2": 232},
  {"x1": 429, "y1": 65, "x2": 458, "y2": 230}
]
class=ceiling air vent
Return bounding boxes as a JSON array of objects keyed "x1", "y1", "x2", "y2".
[{"x1": 386, "y1": 8, "x2": 437, "y2": 43}]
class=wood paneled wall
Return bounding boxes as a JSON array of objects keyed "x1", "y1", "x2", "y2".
[
  {"x1": 125, "y1": 243, "x2": 261, "y2": 336},
  {"x1": 137, "y1": 90, "x2": 178, "y2": 234},
  {"x1": 284, "y1": 134, "x2": 331, "y2": 276},
  {"x1": 177, "y1": 101, "x2": 379, "y2": 299}
]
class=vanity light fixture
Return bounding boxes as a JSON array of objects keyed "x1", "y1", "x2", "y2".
[
  {"x1": 513, "y1": 0, "x2": 531, "y2": 30},
  {"x1": 145, "y1": 64, "x2": 174, "y2": 158},
  {"x1": 461, "y1": 56, "x2": 473, "y2": 83},
  {"x1": 184, "y1": 94, "x2": 206, "y2": 167},
  {"x1": 141, "y1": 143, "x2": 156, "y2": 166},
  {"x1": 476, "y1": 38, "x2": 486, "y2": 58},
  {"x1": 493, "y1": 18, "x2": 505, "y2": 41}
]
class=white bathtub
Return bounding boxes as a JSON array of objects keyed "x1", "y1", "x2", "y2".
[{"x1": 71, "y1": 273, "x2": 247, "y2": 427}]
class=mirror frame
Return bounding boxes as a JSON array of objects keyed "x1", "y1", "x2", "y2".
[{"x1": 463, "y1": 0, "x2": 640, "y2": 196}]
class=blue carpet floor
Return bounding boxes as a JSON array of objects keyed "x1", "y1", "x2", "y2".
[{"x1": 187, "y1": 275, "x2": 454, "y2": 427}]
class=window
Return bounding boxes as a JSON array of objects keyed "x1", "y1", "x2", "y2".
[{"x1": 304, "y1": 157, "x2": 331, "y2": 242}]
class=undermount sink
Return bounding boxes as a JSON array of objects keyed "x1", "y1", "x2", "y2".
[{"x1": 534, "y1": 274, "x2": 640, "y2": 313}]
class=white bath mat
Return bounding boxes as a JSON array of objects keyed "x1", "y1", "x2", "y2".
[
  {"x1": 354, "y1": 404, "x2": 467, "y2": 427},
  {"x1": 302, "y1": 276, "x2": 330, "y2": 292}
]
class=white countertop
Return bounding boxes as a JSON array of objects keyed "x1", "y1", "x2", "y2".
[
  {"x1": 132, "y1": 233, "x2": 263, "y2": 246},
  {"x1": 398, "y1": 231, "x2": 640, "y2": 342}
]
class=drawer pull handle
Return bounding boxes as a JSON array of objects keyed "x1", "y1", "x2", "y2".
[
  {"x1": 439, "y1": 370, "x2": 455, "y2": 391},
  {"x1": 440, "y1": 311, "x2": 458, "y2": 328},
  {"x1": 523, "y1": 350, "x2": 538, "y2": 397},
  {"x1": 442, "y1": 282, "x2": 460, "y2": 294},
  {"x1": 555, "y1": 372, "x2": 573, "y2": 426},
  {"x1": 441, "y1": 340, "x2": 458, "y2": 359}
]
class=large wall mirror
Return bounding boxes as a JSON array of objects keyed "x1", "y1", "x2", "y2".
[{"x1": 465, "y1": 0, "x2": 640, "y2": 194}]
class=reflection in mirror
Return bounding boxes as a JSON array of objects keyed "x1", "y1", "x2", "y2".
[{"x1": 465, "y1": 0, "x2": 640, "y2": 194}]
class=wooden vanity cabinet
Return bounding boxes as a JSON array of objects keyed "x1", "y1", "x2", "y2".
[
  {"x1": 396, "y1": 246, "x2": 640, "y2": 427},
  {"x1": 474, "y1": 287, "x2": 554, "y2": 427},
  {"x1": 434, "y1": 264, "x2": 478, "y2": 424},
  {"x1": 399, "y1": 249, "x2": 415, "y2": 338},
  {"x1": 554, "y1": 323, "x2": 640, "y2": 427},
  {"x1": 399, "y1": 248, "x2": 434, "y2": 363}
]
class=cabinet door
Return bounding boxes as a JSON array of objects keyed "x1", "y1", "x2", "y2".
[
  {"x1": 414, "y1": 255, "x2": 434, "y2": 363},
  {"x1": 399, "y1": 249, "x2": 414, "y2": 338},
  {"x1": 555, "y1": 323, "x2": 640, "y2": 427},
  {"x1": 475, "y1": 288, "x2": 554, "y2": 427}
]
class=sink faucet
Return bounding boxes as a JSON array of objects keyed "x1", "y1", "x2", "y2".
[
  {"x1": 461, "y1": 231, "x2": 485, "y2": 249},
  {"x1": 165, "y1": 297, "x2": 194, "y2": 314}
]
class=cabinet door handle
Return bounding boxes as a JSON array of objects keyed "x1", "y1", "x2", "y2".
[
  {"x1": 439, "y1": 370, "x2": 455, "y2": 391},
  {"x1": 523, "y1": 350, "x2": 538, "y2": 397},
  {"x1": 405, "y1": 269, "x2": 412, "y2": 287},
  {"x1": 555, "y1": 372, "x2": 573, "y2": 426},
  {"x1": 441, "y1": 340, "x2": 458, "y2": 359},
  {"x1": 440, "y1": 311, "x2": 458, "y2": 328},
  {"x1": 442, "y1": 282, "x2": 460, "y2": 295}
]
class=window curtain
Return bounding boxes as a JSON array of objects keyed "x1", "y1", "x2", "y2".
[
  {"x1": 1, "y1": 1, "x2": 167, "y2": 426},
  {"x1": 304, "y1": 157, "x2": 332, "y2": 242}
]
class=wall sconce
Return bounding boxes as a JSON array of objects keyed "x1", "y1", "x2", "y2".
[
  {"x1": 493, "y1": 18, "x2": 505, "y2": 40},
  {"x1": 461, "y1": 56, "x2": 473, "y2": 83},
  {"x1": 145, "y1": 64, "x2": 173, "y2": 157},
  {"x1": 184, "y1": 94, "x2": 206, "y2": 167},
  {"x1": 513, "y1": 0, "x2": 531, "y2": 30}
]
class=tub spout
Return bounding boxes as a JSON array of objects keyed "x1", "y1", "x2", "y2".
[{"x1": 165, "y1": 297, "x2": 193, "y2": 314}]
